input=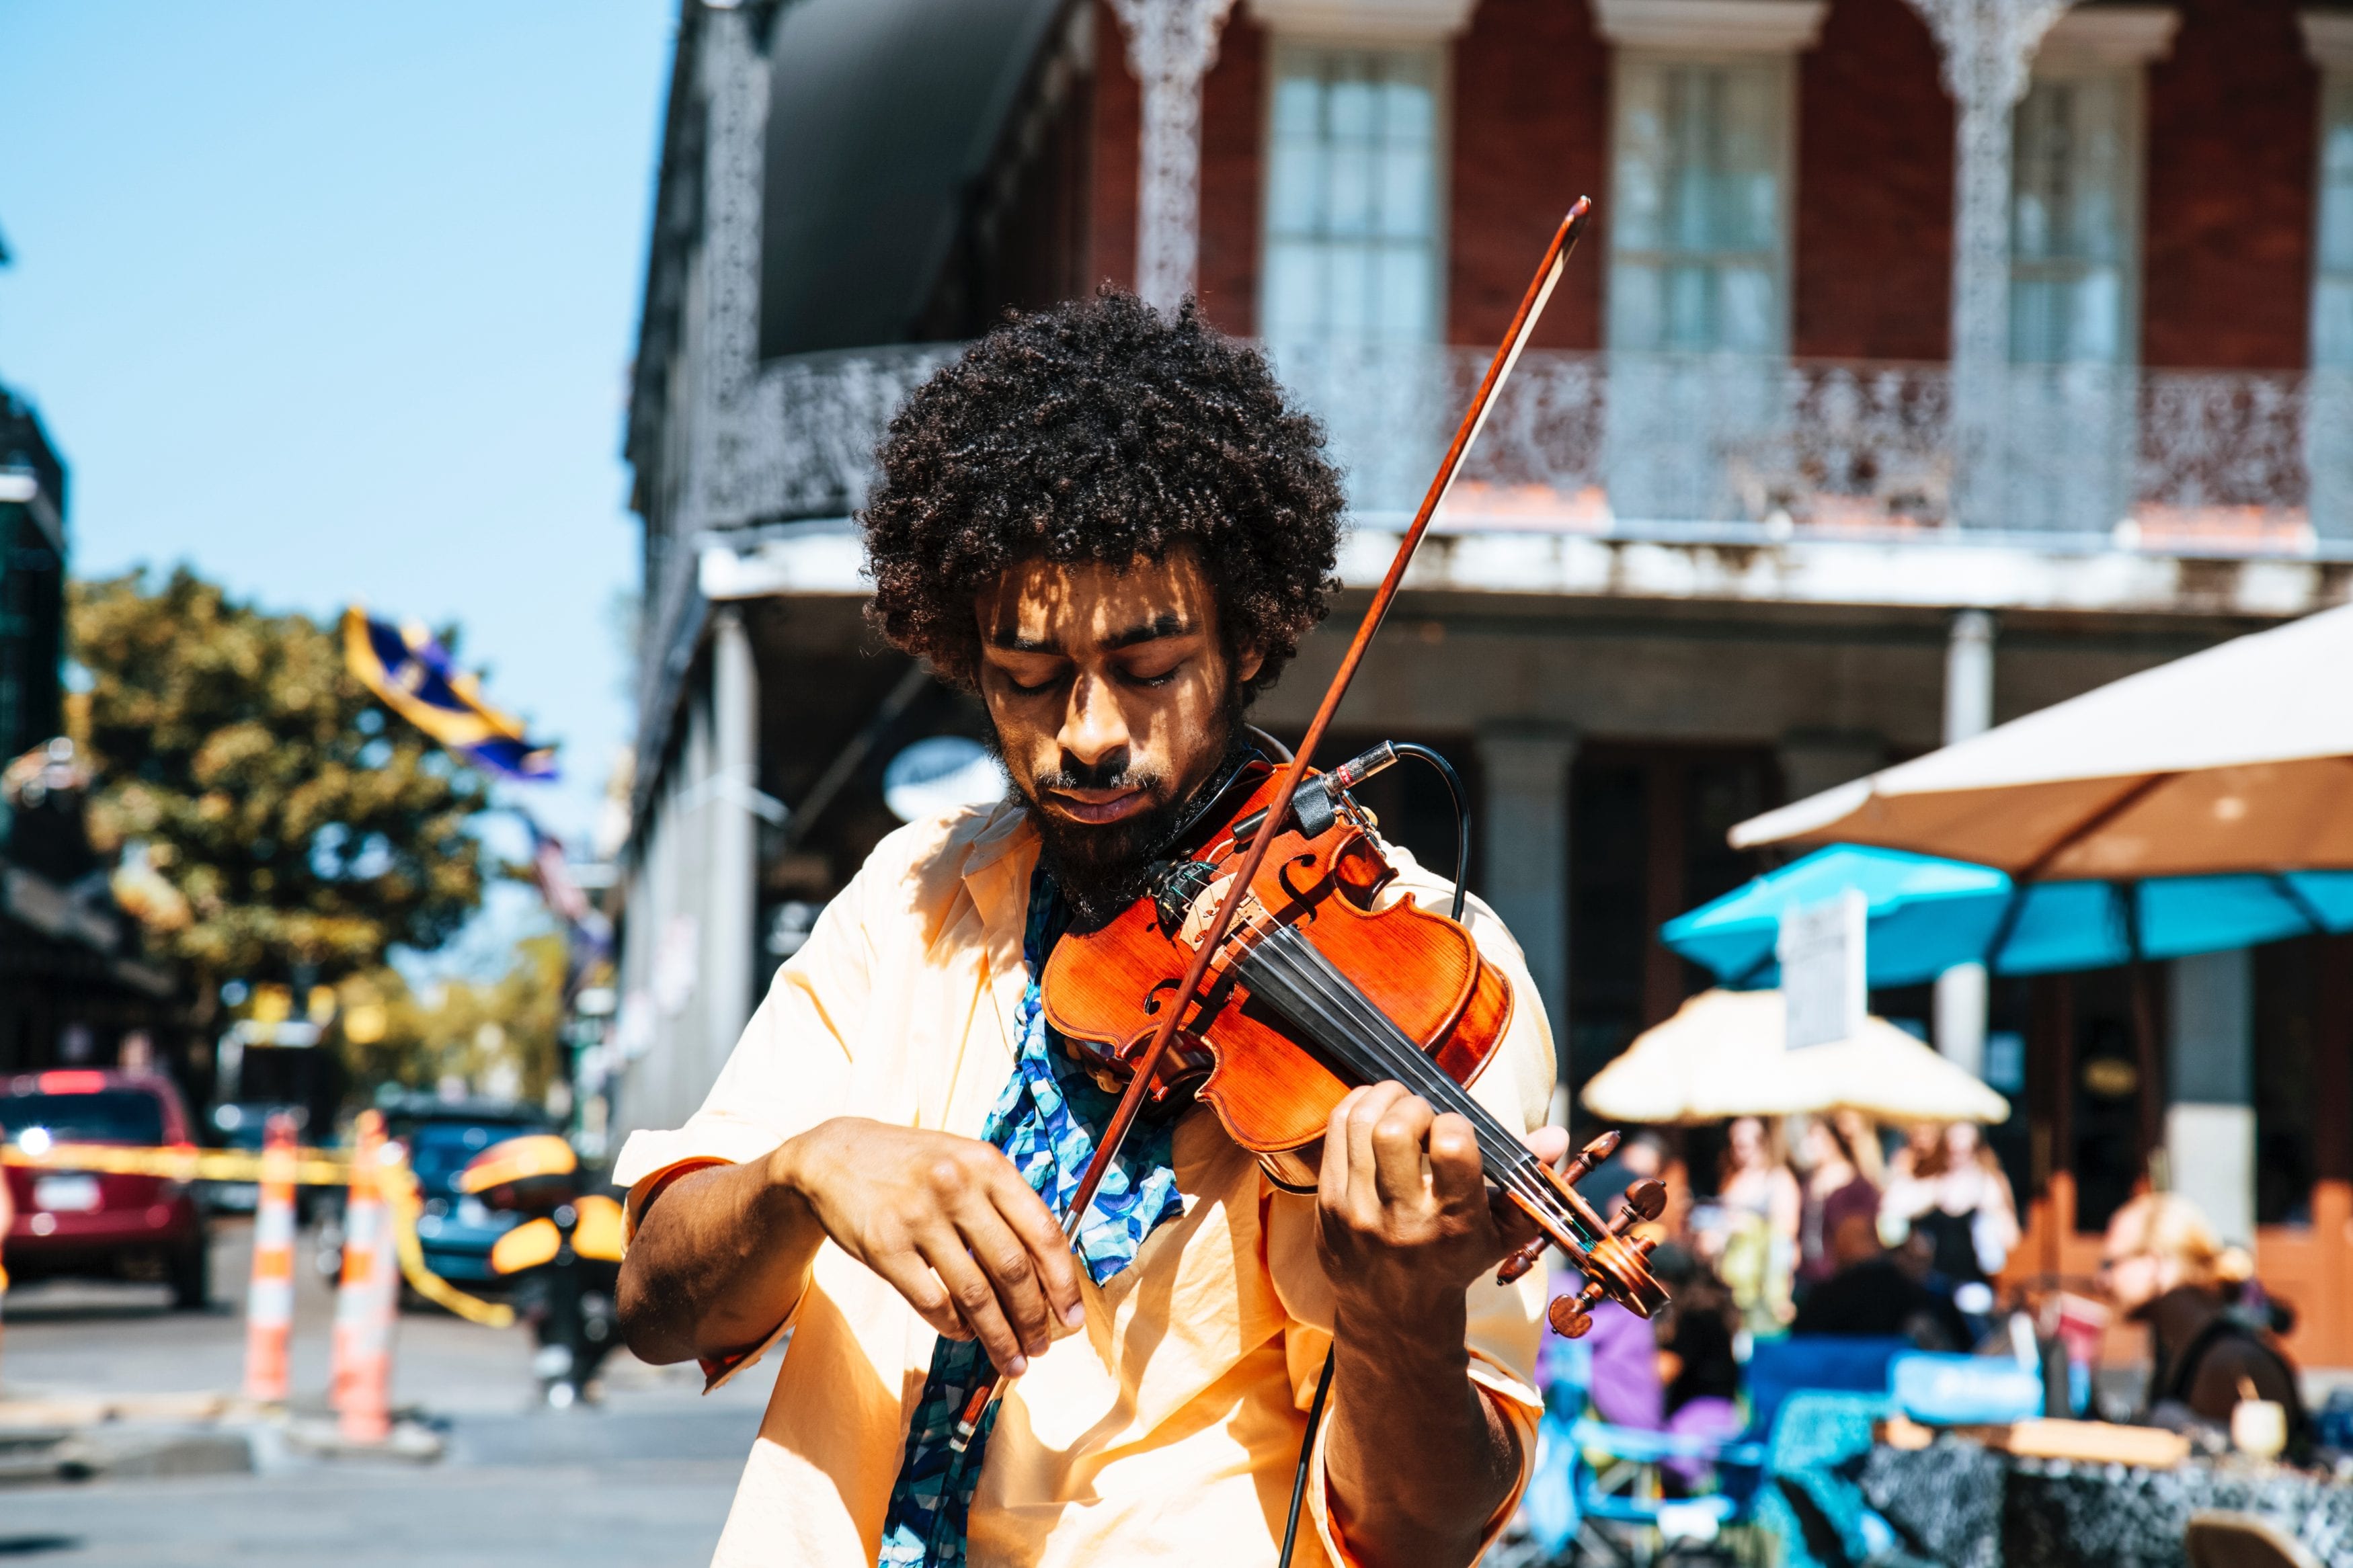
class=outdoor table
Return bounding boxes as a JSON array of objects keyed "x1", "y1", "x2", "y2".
[{"x1": 1858, "y1": 1435, "x2": 2353, "y2": 1568}]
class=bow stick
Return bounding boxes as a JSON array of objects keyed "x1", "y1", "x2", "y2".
[{"x1": 945, "y1": 197, "x2": 1595, "y2": 1456}]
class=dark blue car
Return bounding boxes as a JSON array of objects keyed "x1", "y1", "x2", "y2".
[{"x1": 383, "y1": 1098, "x2": 554, "y2": 1286}]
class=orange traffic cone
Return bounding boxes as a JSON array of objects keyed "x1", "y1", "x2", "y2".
[
  {"x1": 241, "y1": 1111, "x2": 299, "y2": 1403},
  {"x1": 330, "y1": 1110, "x2": 397, "y2": 1442}
]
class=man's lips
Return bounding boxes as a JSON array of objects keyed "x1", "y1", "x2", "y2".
[{"x1": 1045, "y1": 788, "x2": 1150, "y2": 825}]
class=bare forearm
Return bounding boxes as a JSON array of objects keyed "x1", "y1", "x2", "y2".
[
  {"x1": 1324, "y1": 1303, "x2": 1521, "y2": 1568},
  {"x1": 616, "y1": 1150, "x2": 823, "y2": 1366}
]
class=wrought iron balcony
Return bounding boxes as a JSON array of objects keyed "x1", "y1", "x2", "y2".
[{"x1": 750, "y1": 342, "x2": 2350, "y2": 557}]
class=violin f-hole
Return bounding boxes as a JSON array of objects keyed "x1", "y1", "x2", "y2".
[{"x1": 1276, "y1": 852, "x2": 1323, "y2": 910}]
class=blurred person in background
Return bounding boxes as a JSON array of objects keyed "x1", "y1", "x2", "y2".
[
  {"x1": 1882, "y1": 1122, "x2": 2017, "y2": 1328},
  {"x1": 1698, "y1": 1116, "x2": 1798, "y2": 1335},
  {"x1": 1648, "y1": 1245, "x2": 1741, "y2": 1422},
  {"x1": 1791, "y1": 1213, "x2": 1970, "y2": 1350},
  {"x1": 1833, "y1": 1108, "x2": 1886, "y2": 1190},
  {"x1": 2102, "y1": 1192, "x2": 2307, "y2": 1452},
  {"x1": 1793, "y1": 1115, "x2": 1880, "y2": 1303}
]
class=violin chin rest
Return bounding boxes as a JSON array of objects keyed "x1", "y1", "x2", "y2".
[{"x1": 1254, "y1": 1142, "x2": 1322, "y2": 1194}]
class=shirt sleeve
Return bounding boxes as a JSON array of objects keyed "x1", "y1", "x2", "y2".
[{"x1": 608, "y1": 843, "x2": 886, "y2": 1389}]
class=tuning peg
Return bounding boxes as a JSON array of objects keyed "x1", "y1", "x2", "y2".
[
  {"x1": 1616, "y1": 1178, "x2": 1667, "y2": 1231},
  {"x1": 1548, "y1": 1279, "x2": 1606, "y2": 1339},
  {"x1": 1556, "y1": 1130, "x2": 1618, "y2": 1189},
  {"x1": 1494, "y1": 1236, "x2": 1547, "y2": 1284}
]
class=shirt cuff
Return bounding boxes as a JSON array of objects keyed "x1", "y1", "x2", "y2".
[
  {"x1": 1306, "y1": 1348, "x2": 1543, "y2": 1568},
  {"x1": 618, "y1": 1151, "x2": 803, "y2": 1395}
]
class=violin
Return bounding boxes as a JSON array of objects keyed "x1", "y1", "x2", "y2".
[{"x1": 1043, "y1": 746, "x2": 1670, "y2": 1335}]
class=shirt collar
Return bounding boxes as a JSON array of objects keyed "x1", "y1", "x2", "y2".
[{"x1": 961, "y1": 800, "x2": 1041, "y2": 972}]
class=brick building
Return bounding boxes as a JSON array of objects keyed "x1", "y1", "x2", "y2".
[{"x1": 611, "y1": 0, "x2": 2353, "y2": 1359}]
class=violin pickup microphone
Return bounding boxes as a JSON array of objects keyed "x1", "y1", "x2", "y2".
[{"x1": 1326, "y1": 742, "x2": 1399, "y2": 793}]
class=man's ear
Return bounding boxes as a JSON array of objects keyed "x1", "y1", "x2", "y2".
[{"x1": 1235, "y1": 646, "x2": 1265, "y2": 686}]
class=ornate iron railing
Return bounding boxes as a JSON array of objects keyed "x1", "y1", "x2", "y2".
[{"x1": 754, "y1": 342, "x2": 2346, "y2": 553}]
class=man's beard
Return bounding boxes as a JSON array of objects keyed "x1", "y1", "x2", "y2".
[{"x1": 1003, "y1": 697, "x2": 1248, "y2": 931}]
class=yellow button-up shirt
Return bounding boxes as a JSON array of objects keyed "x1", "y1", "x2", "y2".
[{"x1": 614, "y1": 801, "x2": 1555, "y2": 1568}]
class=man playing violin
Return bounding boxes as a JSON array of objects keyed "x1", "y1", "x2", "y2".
[{"x1": 616, "y1": 293, "x2": 1569, "y2": 1568}]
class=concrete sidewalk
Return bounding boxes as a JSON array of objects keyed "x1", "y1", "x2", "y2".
[{"x1": 0, "y1": 1218, "x2": 772, "y2": 1565}]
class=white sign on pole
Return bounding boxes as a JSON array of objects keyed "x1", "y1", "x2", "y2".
[{"x1": 1778, "y1": 889, "x2": 1868, "y2": 1050}]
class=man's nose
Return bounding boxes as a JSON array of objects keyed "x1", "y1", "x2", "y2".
[{"x1": 1060, "y1": 671, "x2": 1131, "y2": 771}]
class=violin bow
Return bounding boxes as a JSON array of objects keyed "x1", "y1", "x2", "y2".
[{"x1": 945, "y1": 198, "x2": 1593, "y2": 1458}]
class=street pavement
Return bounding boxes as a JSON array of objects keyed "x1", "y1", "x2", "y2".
[{"x1": 0, "y1": 1218, "x2": 771, "y2": 1567}]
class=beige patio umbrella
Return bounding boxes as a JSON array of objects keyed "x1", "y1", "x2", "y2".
[
  {"x1": 1581, "y1": 989, "x2": 2009, "y2": 1126},
  {"x1": 1726, "y1": 601, "x2": 2353, "y2": 878}
]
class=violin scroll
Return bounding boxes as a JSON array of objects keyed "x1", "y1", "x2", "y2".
[{"x1": 1546, "y1": 1180, "x2": 1671, "y2": 1339}]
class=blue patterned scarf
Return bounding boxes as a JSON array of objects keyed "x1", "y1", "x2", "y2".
[{"x1": 875, "y1": 868, "x2": 1185, "y2": 1567}]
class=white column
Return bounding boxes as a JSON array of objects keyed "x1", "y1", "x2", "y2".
[
  {"x1": 1476, "y1": 727, "x2": 1578, "y2": 1076},
  {"x1": 1109, "y1": 0, "x2": 1238, "y2": 313},
  {"x1": 1903, "y1": 0, "x2": 2073, "y2": 528},
  {"x1": 704, "y1": 608, "x2": 761, "y2": 1091},
  {"x1": 1934, "y1": 608, "x2": 1997, "y2": 1077},
  {"x1": 2166, "y1": 949, "x2": 2256, "y2": 1245}
]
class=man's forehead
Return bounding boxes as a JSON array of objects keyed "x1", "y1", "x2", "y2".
[{"x1": 980, "y1": 552, "x2": 1214, "y2": 647}]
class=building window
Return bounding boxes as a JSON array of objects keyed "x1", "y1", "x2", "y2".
[
  {"x1": 1607, "y1": 55, "x2": 1792, "y2": 354},
  {"x1": 2315, "y1": 77, "x2": 2353, "y2": 370},
  {"x1": 1260, "y1": 44, "x2": 1443, "y2": 347},
  {"x1": 2010, "y1": 72, "x2": 2137, "y2": 364}
]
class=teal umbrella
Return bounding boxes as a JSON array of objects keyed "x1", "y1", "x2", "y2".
[{"x1": 1663, "y1": 845, "x2": 2353, "y2": 989}]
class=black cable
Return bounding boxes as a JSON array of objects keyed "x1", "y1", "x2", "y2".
[
  {"x1": 1275, "y1": 741, "x2": 1472, "y2": 1568},
  {"x1": 1389, "y1": 742, "x2": 1470, "y2": 923},
  {"x1": 1277, "y1": 1347, "x2": 1339, "y2": 1568}
]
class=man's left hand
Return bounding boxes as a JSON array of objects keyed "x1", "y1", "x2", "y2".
[{"x1": 1314, "y1": 1081, "x2": 1570, "y2": 1335}]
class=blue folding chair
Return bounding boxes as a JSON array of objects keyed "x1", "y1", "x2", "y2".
[
  {"x1": 1745, "y1": 1389, "x2": 1907, "y2": 1568},
  {"x1": 1519, "y1": 1373, "x2": 1768, "y2": 1567}
]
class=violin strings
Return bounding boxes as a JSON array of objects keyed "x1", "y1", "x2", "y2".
[
  {"x1": 1240, "y1": 933, "x2": 1559, "y2": 1221},
  {"x1": 1237, "y1": 929, "x2": 1575, "y2": 1233}
]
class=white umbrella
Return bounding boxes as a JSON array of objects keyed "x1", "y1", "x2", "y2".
[
  {"x1": 1581, "y1": 989, "x2": 2009, "y2": 1126},
  {"x1": 1728, "y1": 601, "x2": 2353, "y2": 878}
]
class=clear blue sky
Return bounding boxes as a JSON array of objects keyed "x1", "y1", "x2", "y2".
[{"x1": 0, "y1": 0, "x2": 674, "y2": 848}]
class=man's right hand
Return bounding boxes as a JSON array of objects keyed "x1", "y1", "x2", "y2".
[{"x1": 773, "y1": 1118, "x2": 1086, "y2": 1376}]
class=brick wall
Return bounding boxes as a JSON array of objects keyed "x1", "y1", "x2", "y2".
[
  {"x1": 1085, "y1": 3, "x2": 1264, "y2": 335},
  {"x1": 1087, "y1": 0, "x2": 1140, "y2": 294},
  {"x1": 2141, "y1": 0, "x2": 2319, "y2": 370},
  {"x1": 1087, "y1": 0, "x2": 2327, "y2": 370},
  {"x1": 1447, "y1": 0, "x2": 1610, "y2": 349},
  {"x1": 1198, "y1": 13, "x2": 1267, "y2": 336},
  {"x1": 1794, "y1": 0, "x2": 1952, "y2": 361}
]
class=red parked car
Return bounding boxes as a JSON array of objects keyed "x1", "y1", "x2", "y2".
[{"x1": 0, "y1": 1069, "x2": 210, "y2": 1308}]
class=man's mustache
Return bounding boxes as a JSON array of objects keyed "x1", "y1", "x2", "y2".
[{"x1": 1032, "y1": 755, "x2": 1164, "y2": 796}]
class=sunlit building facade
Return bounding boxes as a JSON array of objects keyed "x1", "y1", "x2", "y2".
[{"x1": 616, "y1": 0, "x2": 2353, "y2": 1360}]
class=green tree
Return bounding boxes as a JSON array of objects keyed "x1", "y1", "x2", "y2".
[
  {"x1": 335, "y1": 934, "x2": 566, "y2": 1103},
  {"x1": 70, "y1": 568, "x2": 487, "y2": 995}
]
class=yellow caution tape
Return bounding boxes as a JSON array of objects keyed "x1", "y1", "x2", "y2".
[
  {"x1": 1, "y1": 1143, "x2": 350, "y2": 1186},
  {"x1": 3, "y1": 1140, "x2": 517, "y2": 1330},
  {"x1": 376, "y1": 1158, "x2": 515, "y2": 1329}
]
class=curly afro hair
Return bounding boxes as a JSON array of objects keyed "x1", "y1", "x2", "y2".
[{"x1": 862, "y1": 292, "x2": 1345, "y2": 700}]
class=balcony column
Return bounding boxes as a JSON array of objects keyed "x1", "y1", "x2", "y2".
[
  {"x1": 1903, "y1": 0, "x2": 2073, "y2": 528},
  {"x1": 2167, "y1": 950, "x2": 2256, "y2": 1245},
  {"x1": 1476, "y1": 726, "x2": 1577, "y2": 1083},
  {"x1": 1934, "y1": 609, "x2": 1996, "y2": 1076},
  {"x1": 1109, "y1": 0, "x2": 1238, "y2": 313},
  {"x1": 704, "y1": 608, "x2": 762, "y2": 1089}
]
